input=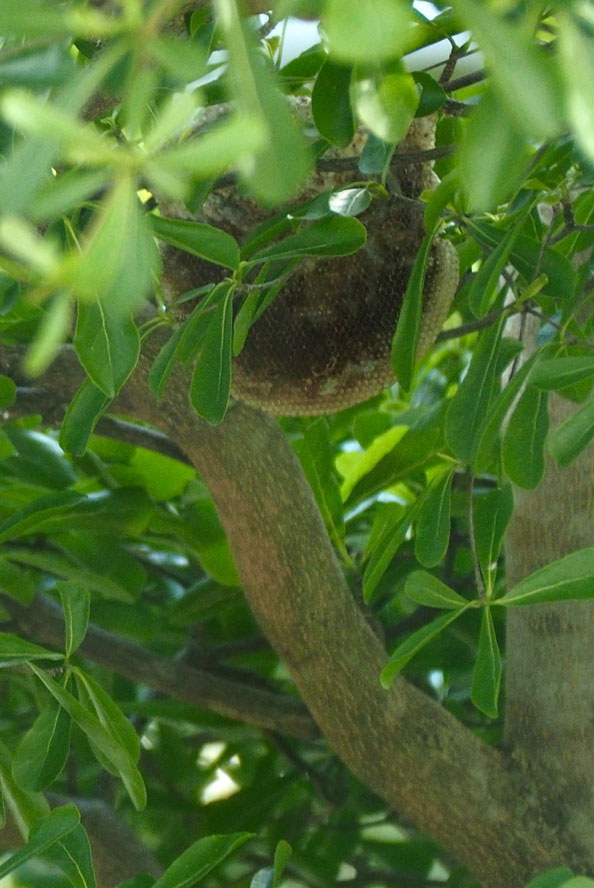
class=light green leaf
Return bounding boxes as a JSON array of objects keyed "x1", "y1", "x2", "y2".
[
  {"x1": 470, "y1": 608, "x2": 501, "y2": 718},
  {"x1": 468, "y1": 216, "x2": 527, "y2": 317},
  {"x1": 391, "y1": 231, "x2": 435, "y2": 391},
  {"x1": 404, "y1": 571, "x2": 468, "y2": 609},
  {"x1": 59, "y1": 379, "x2": 112, "y2": 457},
  {"x1": 502, "y1": 385, "x2": 549, "y2": 489},
  {"x1": 322, "y1": 0, "x2": 413, "y2": 63},
  {"x1": 311, "y1": 58, "x2": 354, "y2": 148},
  {"x1": 152, "y1": 833, "x2": 253, "y2": 888},
  {"x1": 30, "y1": 665, "x2": 146, "y2": 810},
  {"x1": 23, "y1": 292, "x2": 73, "y2": 377},
  {"x1": 190, "y1": 283, "x2": 235, "y2": 425},
  {"x1": 12, "y1": 696, "x2": 71, "y2": 791},
  {"x1": 272, "y1": 840, "x2": 292, "y2": 887},
  {"x1": 0, "y1": 634, "x2": 63, "y2": 668},
  {"x1": 150, "y1": 216, "x2": 240, "y2": 271},
  {"x1": 497, "y1": 548, "x2": 594, "y2": 607},
  {"x1": 57, "y1": 581, "x2": 90, "y2": 657},
  {"x1": 352, "y1": 60, "x2": 418, "y2": 144},
  {"x1": 381, "y1": 607, "x2": 468, "y2": 687},
  {"x1": 559, "y1": 14, "x2": 594, "y2": 167},
  {"x1": 363, "y1": 504, "x2": 417, "y2": 603},
  {"x1": 548, "y1": 397, "x2": 594, "y2": 467},
  {"x1": 148, "y1": 326, "x2": 185, "y2": 399},
  {"x1": 414, "y1": 470, "x2": 453, "y2": 568},
  {"x1": 0, "y1": 805, "x2": 80, "y2": 880},
  {"x1": 0, "y1": 737, "x2": 50, "y2": 838},
  {"x1": 46, "y1": 822, "x2": 97, "y2": 888},
  {"x1": 522, "y1": 869, "x2": 575, "y2": 888},
  {"x1": 74, "y1": 302, "x2": 140, "y2": 398}
]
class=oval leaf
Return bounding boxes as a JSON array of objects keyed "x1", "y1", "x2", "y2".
[
  {"x1": 391, "y1": 231, "x2": 435, "y2": 392},
  {"x1": 57, "y1": 580, "x2": 90, "y2": 657},
  {"x1": 152, "y1": 833, "x2": 253, "y2": 888},
  {"x1": 190, "y1": 283, "x2": 234, "y2": 425},
  {"x1": 12, "y1": 696, "x2": 71, "y2": 791},
  {"x1": 404, "y1": 570, "x2": 468, "y2": 609},
  {"x1": 502, "y1": 385, "x2": 549, "y2": 489},
  {"x1": 251, "y1": 215, "x2": 367, "y2": 263},
  {"x1": 470, "y1": 608, "x2": 501, "y2": 719},
  {"x1": 498, "y1": 547, "x2": 594, "y2": 607},
  {"x1": 415, "y1": 471, "x2": 453, "y2": 568},
  {"x1": 381, "y1": 607, "x2": 468, "y2": 687},
  {"x1": 151, "y1": 216, "x2": 240, "y2": 271}
]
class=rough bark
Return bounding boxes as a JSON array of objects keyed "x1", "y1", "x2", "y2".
[
  {"x1": 505, "y1": 394, "x2": 594, "y2": 872},
  {"x1": 0, "y1": 338, "x2": 570, "y2": 886}
]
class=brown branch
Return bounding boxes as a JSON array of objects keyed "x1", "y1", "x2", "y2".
[{"x1": 1, "y1": 593, "x2": 318, "y2": 741}]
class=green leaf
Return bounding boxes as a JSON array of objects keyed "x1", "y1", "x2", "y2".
[
  {"x1": 502, "y1": 385, "x2": 549, "y2": 489},
  {"x1": 470, "y1": 608, "x2": 501, "y2": 719},
  {"x1": 423, "y1": 169, "x2": 460, "y2": 233},
  {"x1": 12, "y1": 696, "x2": 71, "y2": 791},
  {"x1": 548, "y1": 398, "x2": 594, "y2": 467},
  {"x1": 0, "y1": 490, "x2": 85, "y2": 543},
  {"x1": 0, "y1": 805, "x2": 80, "y2": 880},
  {"x1": 294, "y1": 419, "x2": 345, "y2": 560},
  {"x1": 351, "y1": 60, "x2": 418, "y2": 144},
  {"x1": 522, "y1": 869, "x2": 575, "y2": 888},
  {"x1": 311, "y1": 58, "x2": 354, "y2": 148},
  {"x1": 414, "y1": 470, "x2": 453, "y2": 568},
  {"x1": 404, "y1": 571, "x2": 469, "y2": 609},
  {"x1": 2, "y1": 426, "x2": 77, "y2": 489},
  {"x1": 467, "y1": 217, "x2": 526, "y2": 317},
  {"x1": 272, "y1": 840, "x2": 292, "y2": 887},
  {"x1": 0, "y1": 634, "x2": 63, "y2": 668},
  {"x1": 0, "y1": 374, "x2": 17, "y2": 407},
  {"x1": 73, "y1": 667, "x2": 140, "y2": 764},
  {"x1": 558, "y1": 13, "x2": 594, "y2": 168},
  {"x1": 381, "y1": 607, "x2": 468, "y2": 687},
  {"x1": 30, "y1": 665, "x2": 146, "y2": 810},
  {"x1": 150, "y1": 216, "x2": 240, "y2": 271},
  {"x1": 445, "y1": 316, "x2": 505, "y2": 464},
  {"x1": 473, "y1": 486, "x2": 513, "y2": 595},
  {"x1": 74, "y1": 302, "x2": 140, "y2": 398},
  {"x1": 460, "y1": 86, "x2": 530, "y2": 212},
  {"x1": 148, "y1": 326, "x2": 185, "y2": 399},
  {"x1": 251, "y1": 216, "x2": 367, "y2": 263},
  {"x1": 531, "y1": 357, "x2": 594, "y2": 392},
  {"x1": 322, "y1": 0, "x2": 413, "y2": 63},
  {"x1": 412, "y1": 72, "x2": 446, "y2": 117},
  {"x1": 23, "y1": 292, "x2": 73, "y2": 378},
  {"x1": 391, "y1": 232, "x2": 435, "y2": 391},
  {"x1": 498, "y1": 548, "x2": 594, "y2": 607},
  {"x1": 190, "y1": 283, "x2": 235, "y2": 425},
  {"x1": 152, "y1": 833, "x2": 253, "y2": 888},
  {"x1": 59, "y1": 379, "x2": 112, "y2": 457},
  {"x1": 363, "y1": 505, "x2": 417, "y2": 603},
  {"x1": 46, "y1": 822, "x2": 97, "y2": 888},
  {"x1": 0, "y1": 41, "x2": 74, "y2": 87},
  {"x1": 57, "y1": 581, "x2": 90, "y2": 657}
]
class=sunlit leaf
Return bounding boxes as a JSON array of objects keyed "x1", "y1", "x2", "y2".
[
  {"x1": 352, "y1": 60, "x2": 418, "y2": 144},
  {"x1": 322, "y1": 0, "x2": 413, "y2": 63}
]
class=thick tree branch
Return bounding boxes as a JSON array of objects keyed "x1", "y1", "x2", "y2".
[
  {"x1": 1, "y1": 593, "x2": 317, "y2": 741},
  {"x1": 0, "y1": 338, "x2": 567, "y2": 886}
]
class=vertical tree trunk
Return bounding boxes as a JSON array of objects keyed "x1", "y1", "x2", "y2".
[{"x1": 505, "y1": 394, "x2": 594, "y2": 872}]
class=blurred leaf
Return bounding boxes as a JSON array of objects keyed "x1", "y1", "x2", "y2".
[
  {"x1": 57, "y1": 580, "x2": 90, "y2": 657},
  {"x1": 0, "y1": 557, "x2": 36, "y2": 604},
  {"x1": 452, "y1": 0, "x2": 563, "y2": 139},
  {"x1": 381, "y1": 607, "x2": 468, "y2": 687},
  {"x1": 12, "y1": 695, "x2": 71, "y2": 790},
  {"x1": 0, "y1": 805, "x2": 79, "y2": 879},
  {"x1": 151, "y1": 216, "x2": 240, "y2": 271},
  {"x1": 63, "y1": 176, "x2": 160, "y2": 314},
  {"x1": 404, "y1": 571, "x2": 468, "y2": 609},
  {"x1": 498, "y1": 548, "x2": 594, "y2": 606},
  {"x1": 213, "y1": 0, "x2": 311, "y2": 204},
  {"x1": 23, "y1": 292, "x2": 73, "y2": 377},
  {"x1": 548, "y1": 398, "x2": 594, "y2": 467},
  {"x1": 559, "y1": 14, "x2": 594, "y2": 167},
  {"x1": 74, "y1": 302, "x2": 139, "y2": 398},
  {"x1": 522, "y1": 869, "x2": 576, "y2": 888},
  {"x1": 470, "y1": 608, "x2": 501, "y2": 718},
  {"x1": 352, "y1": 60, "x2": 418, "y2": 144},
  {"x1": 0, "y1": 490, "x2": 86, "y2": 543},
  {"x1": 461, "y1": 86, "x2": 530, "y2": 212},
  {"x1": 190, "y1": 282, "x2": 235, "y2": 424},
  {"x1": 0, "y1": 633, "x2": 63, "y2": 667},
  {"x1": 2, "y1": 426, "x2": 77, "y2": 488},
  {"x1": 0, "y1": 737, "x2": 50, "y2": 837},
  {"x1": 467, "y1": 215, "x2": 526, "y2": 317},
  {"x1": 415, "y1": 470, "x2": 453, "y2": 568},
  {"x1": 412, "y1": 72, "x2": 446, "y2": 117},
  {"x1": 60, "y1": 379, "x2": 112, "y2": 457},
  {"x1": 152, "y1": 833, "x2": 253, "y2": 888},
  {"x1": 502, "y1": 385, "x2": 549, "y2": 489},
  {"x1": 0, "y1": 41, "x2": 74, "y2": 87},
  {"x1": 30, "y1": 664, "x2": 146, "y2": 810},
  {"x1": 391, "y1": 232, "x2": 435, "y2": 391},
  {"x1": 322, "y1": 0, "x2": 413, "y2": 63},
  {"x1": 0, "y1": 374, "x2": 16, "y2": 407},
  {"x1": 312, "y1": 58, "x2": 354, "y2": 148}
]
